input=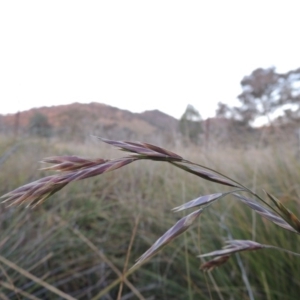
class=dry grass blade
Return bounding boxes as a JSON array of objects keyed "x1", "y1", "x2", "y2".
[
  {"x1": 0, "y1": 280, "x2": 42, "y2": 300},
  {"x1": 265, "y1": 191, "x2": 300, "y2": 233},
  {"x1": 234, "y1": 194, "x2": 298, "y2": 233},
  {"x1": 132, "y1": 209, "x2": 203, "y2": 269},
  {"x1": 117, "y1": 216, "x2": 140, "y2": 300},
  {"x1": 172, "y1": 192, "x2": 231, "y2": 212},
  {"x1": 64, "y1": 219, "x2": 145, "y2": 300},
  {"x1": 0, "y1": 255, "x2": 76, "y2": 300}
]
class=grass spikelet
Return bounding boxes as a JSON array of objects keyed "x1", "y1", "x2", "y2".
[
  {"x1": 200, "y1": 255, "x2": 230, "y2": 272},
  {"x1": 170, "y1": 162, "x2": 239, "y2": 187},
  {"x1": 199, "y1": 240, "x2": 264, "y2": 259},
  {"x1": 200, "y1": 238, "x2": 300, "y2": 271},
  {"x1": 265, "y1": 191, "x2": 300, "y2": 233},
  {"x1": 41, "y1": 156, "x2": 108, "y2": 172},
  {"x1": 1, "y1": 156, "x2": 137, "y2": 206},
  {"x1": 98, "y1": 137, "x2": 182, "y2": 161},
  {"x1": 132, "y1": 209, "x2": 203, "y2": 269},
  {"x1": 199, "y1": 240, "x2": 264, "y2": 271},
  {"x1": 234, "y1": 194, "x2": 298, "y2": 233},
  {"x1": 172, "y1": 192, "x2": 231, "y2": 212}
]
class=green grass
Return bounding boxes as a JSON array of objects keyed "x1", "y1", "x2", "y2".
[{"x1": 0, "y1": 135, "x2": 300, "y2": 299}]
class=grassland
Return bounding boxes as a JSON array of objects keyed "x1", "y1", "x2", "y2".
[{"x1": 0, "y1": 134, "x2": 300, "y2": 299}]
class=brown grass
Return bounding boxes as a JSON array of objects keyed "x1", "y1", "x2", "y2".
[{"x1": 2, "y1": 136, "x2": 300, "y2": 276}]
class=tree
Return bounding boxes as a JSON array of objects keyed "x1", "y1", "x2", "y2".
[
  {"x1": 217, "y1": 67, "x2": 300, "y2": 126},
  {"x1": 29, "y1": 112, "x2": 52, "y2": 137},
  {"x1": 179, "y1": 104, "x2": 202, "y2": 143},
  {"x1": 216, "y1": 102, "x2": 233, "y2": 119}
]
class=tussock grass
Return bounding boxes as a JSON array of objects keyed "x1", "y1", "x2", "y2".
[{"x1": 0, "y1": 135, "x2": 300, "y2": 299}]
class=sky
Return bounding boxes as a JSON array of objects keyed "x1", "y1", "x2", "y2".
[{"x1": 0, "y1": 1, "x2": 300, "y2": 120}]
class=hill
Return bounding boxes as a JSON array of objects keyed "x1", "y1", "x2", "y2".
[{"x1": 0, "y1": 102, "x2": 179, "y2": 141}]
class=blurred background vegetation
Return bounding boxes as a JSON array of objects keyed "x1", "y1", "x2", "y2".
[{"x1": 1, "y1": 66, "x2": 300, "y2": 299}]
